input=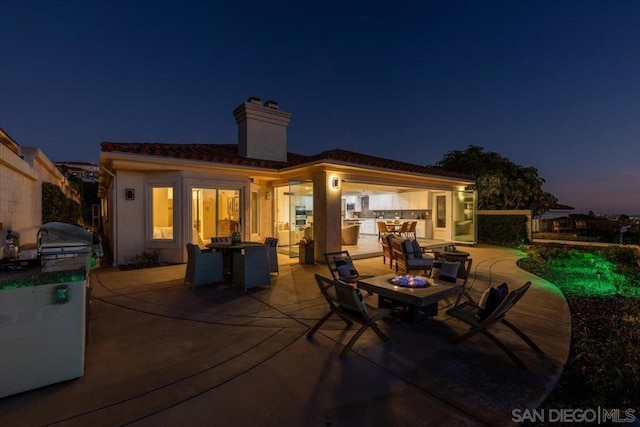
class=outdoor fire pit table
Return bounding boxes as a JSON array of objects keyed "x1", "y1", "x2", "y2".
[{"x1": 357, "y1": 273, "x2": 462, "y2": 324}]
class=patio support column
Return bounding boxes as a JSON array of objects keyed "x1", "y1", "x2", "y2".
[{"x1": 312, "y1": 170, "x2": 342, "y2": 262}]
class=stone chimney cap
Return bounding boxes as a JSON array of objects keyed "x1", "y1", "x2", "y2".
[
  {"x1": 247, "y1": 96, "x2": 262, "y2": 105},
  {"x1": 264, "y1": 100, "x2": 279, "y2": 110}
]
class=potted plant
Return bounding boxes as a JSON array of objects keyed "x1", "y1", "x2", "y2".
[{"x1": 299, "y1": 237, "x2": 314, "y2": 264}]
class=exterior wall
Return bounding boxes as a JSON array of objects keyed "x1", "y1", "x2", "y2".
[
  {"x1": 100, "y1": 152, "x2": 474, "y2": 265},
  {"x1": 1, "y1": 141, "x2": 79, "y2": 245},
  {"x1": 312, "y1": 170, "x2": 342, "y2": 261},
  {"x1": 112, "y1": 170, "x2": 147, "y2": 266},
  {"x1": 106, "y1": 167, "x2": 257, "y2": 266}
]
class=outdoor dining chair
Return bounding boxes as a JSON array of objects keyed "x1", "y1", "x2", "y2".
[
  {"x1": 446, "y1": 281, "x2": 543, "y2": 369},
  {"x1": 377, "y1": 221, "x2": 390, "y2": 242},
  {"x1": 184, "y1": 243, "x2": 224, "y2": 289},
  {"x1": 263, "y1": 237, "x2": 279, "y2": 275},
  {"x1": 307, "y1": 274, "x2": 391, "y2": 357},
  {"x1": 232, "y1": 244, "x2": 271, "y2": 292},
  {"x1": 407, "y1": 221, "x2": 417, "y2": 239}
]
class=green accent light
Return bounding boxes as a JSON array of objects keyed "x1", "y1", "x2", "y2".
[{"x1": 523, "y1": 249, "x2": 639, "y2": 298}]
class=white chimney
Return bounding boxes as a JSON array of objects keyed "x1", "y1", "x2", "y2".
[{"x1": 233, "y1": 97, "x2": 292, "y2": 162}]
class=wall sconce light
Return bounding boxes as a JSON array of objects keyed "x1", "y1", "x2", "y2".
[
  {"x1": 125, "y1": 188, "x2": 135, "y2": 200},
  {"x1": 331, "y1": 176, "x2": 340, "y2": 190}
]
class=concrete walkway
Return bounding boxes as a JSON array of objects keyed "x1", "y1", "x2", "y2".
[{"x1": 0, "y1": 245, "x2": 571, "y2": 426}]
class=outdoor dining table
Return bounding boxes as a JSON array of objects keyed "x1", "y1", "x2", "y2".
[
  {"x1": 205, "y1": 241, "x2": 265, "y2": 279},
  {"x1": 357, "y1": 273, "x2": 462, "y2": 324}
]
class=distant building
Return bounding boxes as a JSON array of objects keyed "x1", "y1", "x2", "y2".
[
  {"x1": 532, "y1": 203, "x2": 575, "y2": 233},
  {"x1": 55, "y1": 161, "x2": 99, "y2": 183}
]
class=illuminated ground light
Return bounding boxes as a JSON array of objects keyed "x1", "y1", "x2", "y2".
[{"x1": 545, "y1": 251, "x2": 637, "y2": 298}]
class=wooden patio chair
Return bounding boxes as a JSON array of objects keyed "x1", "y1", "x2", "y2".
[
  {"x1": 399, "y1": 221, "x2": 411, "y2": 238},
  {"x1": 324, "y1": 250, "x2": 374, "y2": 284},
  {"x1": 391, "y1": 238, "x2": 434, "y2": 276},
  {"x1": 446, "y1": 281, "x2": 543, "y2": 369},
  {"x1": 307, "y1": 274, "x2": 391, "y2": 357},
  {"x1": 380, "y1": 233, "x2": 396, "y2": 269},
  {"x1": 377, "y1": 221, "x2": 390, "y2": 242},
  {"x1": 433, "y1": 258, "x2": 474, "y2": 305},
  {"x1": 407, "y1": 221, "x2": 418, "y2": 239}
]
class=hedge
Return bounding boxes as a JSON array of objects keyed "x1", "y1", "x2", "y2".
[
  {"x1": 42, "y1": 182, "x2": 82, "y2": 225},
  {"x1": 478, "y1": 214, "x2": 528, "y2": 246}
]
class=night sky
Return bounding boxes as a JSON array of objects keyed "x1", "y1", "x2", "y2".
[{"x1": 1, "y1": 1, "x2": 638, "y2": 215}]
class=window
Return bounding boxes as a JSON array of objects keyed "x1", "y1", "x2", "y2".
[
  {"x1": 436, "y1": 195, "x2": 446, "y2": 228},
  {"x1": 151, "y1": 186, "x2": 174, "y2": 240}
]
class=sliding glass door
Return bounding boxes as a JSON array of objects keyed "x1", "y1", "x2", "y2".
[
  {"x1": 191, "y1": 187, "x2": 240, "y2": 247},
  {"x1": 274, "y1": 181, "x2": 313, "y2": 257}
]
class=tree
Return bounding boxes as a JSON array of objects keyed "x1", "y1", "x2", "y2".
[{"x1": 434, "y1": 145, "x2": 558, "y2": 217}]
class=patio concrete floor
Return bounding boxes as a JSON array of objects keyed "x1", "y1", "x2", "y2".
[{"x1": 0, "y1": 245, "x2": 571, "y2": 426}]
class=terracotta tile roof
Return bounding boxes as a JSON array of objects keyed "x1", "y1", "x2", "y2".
[
  {"x1": 100, "y1": 142, "x2": 472, "y2": 181},
  {"x1": 289, "y1": 148, "x2": 472, "y2": 180},
  {"x1": 100, "y1": 142, "x2": 289, "y2": 169}
]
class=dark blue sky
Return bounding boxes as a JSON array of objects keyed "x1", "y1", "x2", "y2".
[{"x1": 1, "y1": 0, "x2": 639, "y2": 214}]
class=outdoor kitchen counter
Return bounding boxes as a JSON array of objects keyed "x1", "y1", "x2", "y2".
[{"x1": 0, "y1": 260, "x2": 89, "y2": 290}]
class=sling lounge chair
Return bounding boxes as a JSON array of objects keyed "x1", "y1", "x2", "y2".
[
  {"x1": 446, "y1": 281, "x2": 543, "y2": 369},
  {"x1": 307, "y1": 274, "x2": 391, "y2": 357}
]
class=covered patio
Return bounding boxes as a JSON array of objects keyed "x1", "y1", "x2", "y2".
[{"x1": 0, "y1": 245, "x2": 570, "y2": 426}]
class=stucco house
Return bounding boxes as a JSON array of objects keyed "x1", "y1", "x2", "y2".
[{"x1": 98, "y1": 98, "x2": 476, "y2": 266}]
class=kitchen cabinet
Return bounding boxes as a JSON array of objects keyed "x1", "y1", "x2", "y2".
[
  {"x1": 345, "y1": 195, "x2": 361, "y2": 212},
  {"x1": 410, "y1": 192, "x2": 428, "y2": 209},
  {"x1": 414, "y1": 219, "x2": 433, "y2": 239},
  {"x1": 360, "y1": 219, "x2": 375, "y2": 235},
  {"x1": 396, "y1": 193, "x2": 410, "y2": 210}
]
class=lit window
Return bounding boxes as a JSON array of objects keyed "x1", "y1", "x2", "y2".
[{"x1": 151, "y1": 187, "x2": 174, "y2": 240}]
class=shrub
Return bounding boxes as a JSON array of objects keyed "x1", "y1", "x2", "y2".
[{"x1": 478, "y1": 214, "x2": 528, "y2": 246}]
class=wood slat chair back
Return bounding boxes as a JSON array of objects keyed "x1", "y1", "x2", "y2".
[
  {"x1": 377, "y1": 221, "x2": 390, "y2": 242},
  {"x1": 307, "y1": 274, "x2": 391, "y2": 357},
  {"x1": 380, "y1": 233, "x2": 396, "y2": 269}
]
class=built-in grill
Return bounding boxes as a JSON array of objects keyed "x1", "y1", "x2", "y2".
[{"x1": 38, "y1": 222, "x2": 103, "y2": 262}]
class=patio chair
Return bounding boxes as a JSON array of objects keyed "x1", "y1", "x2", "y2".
[
  {"x1": 341, "y1": 224, "x2": 360, "y2": 245},
  {"x1": 184, "y1": 243, "x2": 224, "y2": 289},
  {"x1": 324, "y1": 250, "x2": 374, "y2": 285},
  {"x1": 377, "y1": 221, "x2": 390, "y2": 242},
  {"x1": 307, "y1": 274, "x2": 391, "y2": 357},
  {"x1": 264, "y1": 237, "x2": 279, "y2": 275},
  {"x1": 407, "y1": 221, "x2": 417, "y2": 239},
  {"x1": 399, "y1": 221, "x2": 411, "y2": 238},
  {"x1": 391, "y1": 238, "x2": 434, "y2": 276},
  {"x1": 446, "y1": 281, "x2": 543, "y2": 369},
  {"x1": 232, "y1": 244, "x2": 271, "y2": 292},
  {"x1": 433, "y1": 258, "x2": 475, "y2": 305},
  {"x1": 380, "y1": 233, "x2": 396, "y2": 269}
]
